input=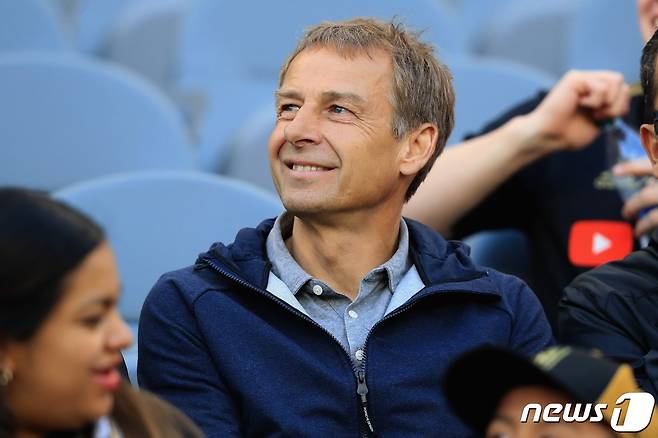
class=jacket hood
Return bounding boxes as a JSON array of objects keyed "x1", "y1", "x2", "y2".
[{"x1": 196, "y1": 217, "x2": 491, "y2": 292}]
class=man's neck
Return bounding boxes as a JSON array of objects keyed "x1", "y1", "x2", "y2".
[{"x1": 285, "y1": 210, "x2": 403, "y2": 300}]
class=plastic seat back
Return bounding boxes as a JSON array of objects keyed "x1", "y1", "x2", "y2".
[{"x1": 0, "y1": 53, "x2": 195, "y2": 190}]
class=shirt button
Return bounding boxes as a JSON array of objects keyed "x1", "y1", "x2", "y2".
[
  {"x1": 355, "y1": 349, "x2": 365, "y2": 361},
  {"x1": 348, "y1": 310, "x2": 359, "y2": 319},
  {"x1": 312, "y1": 285, "x2": 323, "y2": 295}
]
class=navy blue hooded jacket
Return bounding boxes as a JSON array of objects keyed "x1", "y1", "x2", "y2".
[{"x1": 138, "y1": 218, "x2": 553, "y2": 437}]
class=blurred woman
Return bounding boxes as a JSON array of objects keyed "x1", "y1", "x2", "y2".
[{"x1": 0, "y1": 188, "x2": 202, "y2": 437}]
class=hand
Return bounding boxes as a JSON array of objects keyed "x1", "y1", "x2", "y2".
[
  {"x1": 523, "y1": 70, "x2": 630, "y2": 154},
  {"x1": 614, "y1": 158, "x2": 658, "y2": 237}
]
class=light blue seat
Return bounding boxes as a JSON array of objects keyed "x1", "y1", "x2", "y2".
[
  {"x1": 452, "y1": 0, "x2": 519, "y2": 49},
  {"x1": 107, "y1": 0, "x2": 192, "y2": 90},
  {"x1": 445, "y1": 54, "x2": 556, "y2": 145},
  {"x1": 463, "y1": 229, "x2": 530, "y2": 280},
  {"x1": 0, "y1": 52, "x2": 195, "y2": 190},
  {"x1": 474, "y1": 0, "x2": 584, "y2": 78},
  {"x1": 221, "y1": 106, "x2": 277, "y2": 193},
  {"x1": 179, "y1": 0, "x2": 464, "y2": 88},
  {"x1": 178, "y1": 0, "x2": 464, "y2": 172},
  {"x1": 54, "y1": 170, "x2": 283, "y2": 384},
  {"x1": 42, "y1": 0, "x2": 140, "y2": 54},
  {"x1": 566, "y1": 0, "x2": 644, "y2": 83},
  {"x1": 197, "y1": 77, "x2": 277, "y2": 172},
  {"x1": 72, "y1": 0, "x2": 140, "y2": 54},
  {"x1": 0, "y1": 0, "x2": 69, "y2": 52}
]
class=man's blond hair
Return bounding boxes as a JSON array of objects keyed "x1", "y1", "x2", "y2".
[{"x1": 279, "y1": 18, "x2": 455, "y2": 200}]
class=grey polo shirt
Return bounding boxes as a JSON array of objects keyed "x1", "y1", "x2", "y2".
[{"x1": 266, "y1": 213, "x2": 413, "y2": 364}]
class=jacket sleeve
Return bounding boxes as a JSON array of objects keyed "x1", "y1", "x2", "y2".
[
  {"x1": 137, "y1": 274, "x2": 243, "y2": 436},
  {"x1": 505, "y1": 276, "x2": 555, "y2": 355},
  {"x1": 559, "y1": 284, "x2": 658, "y2": 398}
]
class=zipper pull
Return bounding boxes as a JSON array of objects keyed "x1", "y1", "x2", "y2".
[{"x1": 357, "y1": 370, "x2": 375, "y2": 434}]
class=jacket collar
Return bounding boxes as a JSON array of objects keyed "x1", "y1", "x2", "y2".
[{"x1": 197, "y1": 217, "x2": 501, "y2": 299}]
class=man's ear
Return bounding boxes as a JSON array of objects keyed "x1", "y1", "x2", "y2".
[
  {"x1": 640, "y1": 124, "x2": 658, "y2": 173},
  {"x1": 399, "y1": 123, "x2": 439, "y2": 176}
]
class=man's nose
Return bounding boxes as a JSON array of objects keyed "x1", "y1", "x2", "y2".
[{"x1": 283, "y1": 105, "x2": 322, "y2": 147}]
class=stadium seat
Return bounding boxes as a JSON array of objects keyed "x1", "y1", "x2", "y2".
[
  {"x1": 462, "y1": 229, "x2": 531, "y2": 280},
  {"x1": 474, "y1": 0, "x2": 584, "y2": 78},
  {"x1": 566, "y1": 0, "x2": 644, "y2": 83},
  {"x1": 54, "y1": 170, "x2": 283, "y2": 383},
  {"x1": 221, "y1": 106, "x2": 277, "y2": 193},
  {"x1": 0, "y1": 52, "x2": 195, "y2": 190},
  {"x1": 107, "y1": 0, "x2": 191, "y2": 91},
  {"x1": 0, "y1": 0, "x2": 69, "y2": 52},
  {"x1": 445, "y1": 54, "x2": 556, "y2": 145},
  {"x1": 453, "y1": 0, "x2": 519, "y2": 49},
  {"x1": 196, "y1": 77, "x2": 276, "y2": 172},
  {"x1": 73, "y1": 0, "x2": 139, "y2": 54},
  {"x1": 178, "y1": 0, "x2": 464, "y2": 88}
]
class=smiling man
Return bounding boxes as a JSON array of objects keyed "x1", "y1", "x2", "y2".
[{"x1": 137, "y1": 19, "x2": 553, "y2": 437}]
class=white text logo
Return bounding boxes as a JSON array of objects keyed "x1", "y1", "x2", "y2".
[{"x1": 520, "y1": 392, "x2": 655, "y2": 432}]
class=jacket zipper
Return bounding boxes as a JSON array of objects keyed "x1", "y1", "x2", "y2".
[
  {"x1": 351, "y1": 271, "x2": 488, "y2": 436},
  {"x1": 200, "y1": 256, "x2": 487, "y2": 436},
  {"x1": 357, "y1": 370, "x2": 374, "y2": 434},
  {"x1": 199, "y1": 257, "x2": 374, "y2": 434}
]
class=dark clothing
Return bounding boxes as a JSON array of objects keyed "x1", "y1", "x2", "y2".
[
  {"x1": 453, "y1": 92, "x2": 645, "y2": 329},
  {"x1": 559, "y1": 229, "x2": 658, "y2": 398},
  {"x1": 138, "y1": 218, "x2": 553, "y2": 437}
]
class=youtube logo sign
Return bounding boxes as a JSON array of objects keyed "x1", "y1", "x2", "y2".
[{"x1": 568, "y1": 220, "x2": 634, "y2": 267}]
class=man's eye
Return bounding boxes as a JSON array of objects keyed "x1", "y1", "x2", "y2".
[
  {"x1": 279, "y1": 104, "x2": 299, "y2": 114},
  {"x1": 329, "y1": 105, "x2": 349, "y2": 115}
]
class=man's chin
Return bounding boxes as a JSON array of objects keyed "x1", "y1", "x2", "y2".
[{"x1": 281, "y1": 195, "x2": 334, "y2": 217}]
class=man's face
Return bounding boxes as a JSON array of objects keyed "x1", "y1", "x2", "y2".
[
  {"x1": 637, "y1": 0, "x2": 658, "y2": 42},
  {"x1": 268, "y1": 47, "x2": 408, "y2": 218}
]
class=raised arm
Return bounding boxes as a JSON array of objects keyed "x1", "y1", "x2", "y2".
[{"x1": 404, "y1": 70, "x2": 630, "y2": 237}]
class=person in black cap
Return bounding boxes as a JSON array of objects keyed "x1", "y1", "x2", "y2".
[{"x1": 444, "y1": 345, "x2": 657, "y2": 438}]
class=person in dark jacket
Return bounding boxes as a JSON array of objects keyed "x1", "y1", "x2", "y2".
[
  {"x1": 138, "y1": 18, "x2": 553, "y2": 437},
  {"x1": 559, "y1": 27, "x2": 658, "y2": 400}
]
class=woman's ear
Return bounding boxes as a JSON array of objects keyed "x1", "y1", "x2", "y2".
[{"x1": 399, "y1": 123, "x2": 439, "y2": 177}]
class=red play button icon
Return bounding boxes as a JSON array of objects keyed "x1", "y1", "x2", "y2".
[{"x1": 568, "y1": 220, "x2": 634, "y2": 267}]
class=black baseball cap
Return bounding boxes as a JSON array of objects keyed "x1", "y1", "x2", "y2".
[{"x1": 443, "y1": 345, "x2": 657, "y2": 436}]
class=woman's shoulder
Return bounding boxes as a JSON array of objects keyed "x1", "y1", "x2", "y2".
[{"x1": 111, "y1": 381, "x2": 204, "y2": 437}]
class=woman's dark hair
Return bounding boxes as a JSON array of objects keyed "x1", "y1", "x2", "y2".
[
  {"x1": 0, "y1": 188, "x2": 104, "y2": 436},
  {"x1": 0, "y1": 188, "x2": 104, "y2": 341}
]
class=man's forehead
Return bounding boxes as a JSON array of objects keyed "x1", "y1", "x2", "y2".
[
  {"x1": 275, "y1": 87, "x2": 366, "y2": 104},
  {"x1": 284, "y1": 46, "x2": 392, "y2": 80},
  {"x1": 278, "y1": 47, "x2": 393, "y2": 100}
]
